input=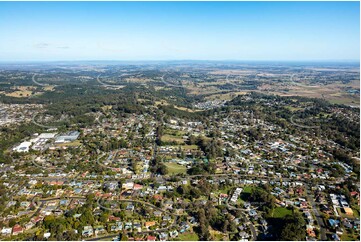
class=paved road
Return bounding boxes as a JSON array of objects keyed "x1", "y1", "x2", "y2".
[
  {"x1": 97, "y1": 74, "x2": 124, "y2": 89},
  {"x1": 32, "y1": 73, "x2": 47, "y2": 87},
  {"x1": 160, "y1": 74, "x2": 183, "y2": 88},
  {"x1": 305, "y1": 185, "x2": 327, "y2": 240},
  {"x1": 226, "y1": 202, "x2": 257, "y2": 241},
  {"x1": 90, "y1": 198, "x2": 178, "y2": 241},
  {"x1": 290, "y1": 115, "x2": 320, "y2": 129},
  {"x1": 30, "y1": 196, "x2": 86, "y2": 219}
]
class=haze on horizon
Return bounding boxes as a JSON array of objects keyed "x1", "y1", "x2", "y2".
[{"x1": 0, "y1": 1, "x2": 359, "y2": 62}]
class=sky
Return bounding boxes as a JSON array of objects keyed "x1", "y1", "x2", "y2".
[{"x1": 0, "y1": 1, "x2": 359, "y2": 61}]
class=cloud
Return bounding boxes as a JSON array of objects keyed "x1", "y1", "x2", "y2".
[
  {"x1": 33, "y1": 42, "x2": 50, "y2": 49},
  {"x1": 57, "y1": 46, "x2": 70, "y2": 49}
]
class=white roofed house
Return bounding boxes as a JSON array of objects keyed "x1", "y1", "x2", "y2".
[
  {"x1": 82, "y1": 225, "x2": 93, "y2": 237},
  {"x1": 13, "y1": 141, "x2": 32, "y2": 152},
  {"x1": 1, "y1": 227, "x2": 12, "y2": 236}
]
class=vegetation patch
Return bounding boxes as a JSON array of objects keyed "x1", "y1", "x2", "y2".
[
  {"x1": 164, "y1": 162, "x2": 187, "y2": 174},
  {"x1": 272, "y1": 207, "x2": 293, "y2": 218},
  {"x1": 161, "y1": 134, "x2": 185, "y2": 144},
  {"x1": 175, "y1": 232, "x2": 200, "y2": 241}
]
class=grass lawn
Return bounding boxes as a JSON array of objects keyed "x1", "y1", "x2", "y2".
[
  {"x1": 164, "y1": 128, "x2": 186, "y2": 136},
  {"x1": 177, "y1": 232, "x2": 199, "y2": 241},
  {"x1": 351, "y1": 205, "x2": 360, "y2": 218},
  {"x1": 341, "y1": 233, "x2": 358, "y2": 241},
  {"x1": 272, "y1": 207, "x2": 293, "y2": 218},
  {"x1": 209, "y1": 229, "x2": 227, "y2": 241},
  {"x1": 56, "y1": 140, "x2": 82, "y2": 147},
  {"x1": 161, "y1": 134, "x2": 185, "y2": 144},
  {"x1": 179, "y1": 145, "x2": 199, "y2": 150},
  {"x1": 239, "y1": 186, "x2": 254, "y2": 201},
  {"x1": 284, "y1": 105, "x2": 304, "y2": 112},
  {"x1": 337, "y1": 207, "x2": 356, "y2": 219},
  {"x1": 164, "y1": 162, "x2": 187, "y2": 174},
  {"x1": 243, "y1": 186, "x2": 253, "y2": 194}
]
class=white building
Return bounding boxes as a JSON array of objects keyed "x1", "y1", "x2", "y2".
[{"x1": 13, "y1": 141, "x2": 32, "y2": 152}]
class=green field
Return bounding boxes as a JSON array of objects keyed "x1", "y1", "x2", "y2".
[
  {"x1": 272, "y1": 207, "x2": 293, "y2": 218},
  {"x1": 341, "y1": 232, "x2": 359, "y2": 241},
  {"x1": 337, "y1": 207, "x2": 357, "y2": 219},
  {"x1": 55, "y1": 140, "x2": 82, "y2": 147},
  {"x1": 180, "y1": 145, "x2": 198, "y2": 150},
  {"x1": 161, "y1": 134, "x2": 185, "y2": 144},
  {"x1": 176, "y1": 232, "x2": 199, "y2": 241},
  {"x1": 239, "y1": 186, "x2": 254, "y2": 201},
  {"x1": 243, "y1": 186, "x2": 254, "y2": 194},
  {"x1": 164, "y1": 162, "x2": 187, "y2": 174}
]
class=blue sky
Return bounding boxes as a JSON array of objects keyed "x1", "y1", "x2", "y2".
[{"x1": 0, "y1": 1, "x2": 359, "y2": 61}]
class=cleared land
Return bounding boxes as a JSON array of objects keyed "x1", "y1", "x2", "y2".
[
  {"x1": 272, "y1": 207, "x2": 293, "y2": 218},
  {"x1": 161, "y1": 134, "x2": 185, "y2": 144},
  {"x1": 164, "y1": 162, "x2": 187, "y2": 174}
]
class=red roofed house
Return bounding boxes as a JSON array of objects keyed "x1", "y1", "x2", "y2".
[
  {"x1": 147, "y1": 235, "x2": 156, "y2": 241},
  {"x1": 133, "y1": 184, "x2": 143, "y2": 190},
  {"x1": 108, "y1": 215, "x2": 121, "y2": 222},
  {"x1": 12, "y1": 224, "x2": 24, "y2": 236},
  {"x1": 31, "y1": 216, "x2": 44, "y2": 224},
  {"x1": 350, "y1": 191, "x2": 359, "y2": 197},
  {"x1": 153, "y1": 195, "x2": 163, "y2": 200},
  {"x1": 219, "y1": 193, "x2": 228, "y2": 198}
]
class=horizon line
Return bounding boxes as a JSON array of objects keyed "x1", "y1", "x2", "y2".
[{"x1": 0, "y1": 59, "x2": 359, "y2": 63}]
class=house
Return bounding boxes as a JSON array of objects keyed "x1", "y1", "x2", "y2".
[
  {"x1": 94, "y1": 225, "x2": 106, "y2": 235},
  {"x1": 343, "y1": 207, "x2": 353, "y2": 216},
  {"x1": 24, "y1": 221, "x2": 35, "y2": 230},
  {"x1": 122, "y1": 182, "x2": 134, "y2": 190},
  {"x1": 133, "y1": 184, "x2": 143, "y2": 190},
  {"x1": 336, "y1": 227, "x2": 343, "y2": 235},
  {"x1": 133, "y1": 223, "x2": 142, "y2": 232},
  {"x1": 157, "y1": 186, "x2": 167, "y2": 192},
  {"x1": 44, "y1": 232, "x2": 51, "y2": 239},
  {"x1": 31, "y1": 216, "x2": 44, "y2": 224},
  {"x1": 153, "y1": 194, "x2": 163, "y2": 200},
  {"x1": 249, "y1": 209, "x2": 257, "y2": 217},
  {"x1": 1, "y1": 227, "x2": 12, "y2": 236},
  {"x1": 126, "y1": 204, "x2": 135, "y2": 211},
  {"x1": 108, "y1": 215, "x2": 121, "y2": 222},
  {"x1": 300, "y1": 201, "x2": 308, "y2": 209},
  {"x1": 343, "y1": 219, "x2": 352, "y2": 229},
  {"x1": 110, "y1": 222, "x2": 123, "y2": 232},
  {"x1": 82, "y1": 226, "x2": 93, "y2": 237},
  {"x1": 306, "y1": 225, "x2": 316, "y2": 238},
  {"x1": 163, "y1": 215, "x2": 171, "y2": 221},
  {"x1": 350, "y1": 191, "x2": 358, "y2": 197},
  {"x1": 154, "y1": 211, "x2": 162, "y2": 217},
  {"x1": 12, "y1": 224, "x2": 24, "y2": 236},
  {"x1": 159, "y1": 232, "x2": 168, "y2": 241},
  {"x1": 124, "y1": 222, "x2": 132, "y2": 230},
  {"x1": 331, "y1": 233, "x2": 340, "y2": 241},
  {"x1": 329, "y1": 219, "x2": 340, "y2": 228},
  {"x1": 169, "y1": 230, "x2": 178, "y2": 238},
  {"x1": 147, "y1": 235, "x2": 156, "y2": 241},
  {"x1": 145, "y1": 221, "x2": 156, "y2": 229}
]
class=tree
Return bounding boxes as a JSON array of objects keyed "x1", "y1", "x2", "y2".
[{"x1": 120, "y1": 233, "x2": 128, "y2": 241}]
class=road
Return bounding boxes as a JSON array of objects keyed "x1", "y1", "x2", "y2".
[
  {"x1": 32, "y1": 73, "x2": 47, "y2": 86},
  {"x1": 31, "y1": 112, "x2": 59, "y2": 129},
  {"x1": 305, "y1": 185, "x2": 327, "y2": 240},
  {"x1": 90, "y1": 198, "x2": 179, "y2": 241},
  {"x1": 96, "y1": 74, "x2": 124, "y2": 89},
  {"x1": 160, "y1": 73, "x2": 184, "y2": 88},
  {"x1": 226, "y1": 202, "x2": 257, "y2": 241},
  {"x1": 290, "y1": 115, "x2": 320, "y2": 129},
  {"x1": 6, "y1": 157, "x2": 336, "y2": 242}
]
